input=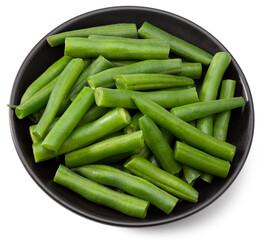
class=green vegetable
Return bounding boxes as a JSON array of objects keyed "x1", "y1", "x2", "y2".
[
  {"x1": 138, "y1": 22, "x2": 213, "y2": 65},
  {"x1": 197, "y1": 52, "x2": 231, "y2": 135},
  {"x1": 123, "y1": 112, "x2": 143, "y2": 134},
  {"x1": 174, "y1": 141, "x2": 230, "y2": 178},
  {"x1": 131, "y1": 95, "x2": 236, "y2": 161},
  {"x1": 177, "y1": 62, "x2": 202, "y2": 79},
  {"x1": 20, "y1": 56, "x2": 72, "y2": 104},
  {"x1": 42, "y1": 87, "x2": 94, "y2": 152},
  {"x1": 74, "y1": 164, "x2": 178, "y2": 214},
  {"x1": 32, "y1": 58, "x2": 84, "y2": 139},
  {"x1": 33, "y1": 107, "x2": 131, "y2": 162},
  {"x1": 95, "y1": 87, "x2": 199, "y2": 109},
  {"x1": 54, "y1": 164, "x2": 149, "y2": 219},
  {"x1": 64, "y1": 37, "x2": 170, "y2": 60},
  {"x1": 214, "y1": 80, "x2": 237, "y2": 141},
  {"x1": 65, "y1": 130, "x2": 144, "y2": 168},
  {"x1": 88, "y1": 59, "x2": 182, "y2": 89},
  {"x1": 114, "y1": 74, "x2": 194, "y2": 91},
  {"x1": 139, "y1": 115, "x2": 182, "y2": 174},
  {"x1": 124, "y1": 155, "x2": 199, "y2": 203},
  {"x1": 47, "y1": 23, "x2": 138, "y2": 47},
  {"x1": 182, "y1": 165, "x2": 201, "y2": 184},
  {"x1": 170, "y1": 97, "x2": 245, "y2": 122}
]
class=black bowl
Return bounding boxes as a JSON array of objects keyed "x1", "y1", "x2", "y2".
[{"x1": 9, "y1": 6, "x2": 254, "y2": 227}]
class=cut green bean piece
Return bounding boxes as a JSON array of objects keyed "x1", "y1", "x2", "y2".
[
  {"x1": 65, "y1": 37, "x2": 170, "y2": 60},
  {"x1": 20, "y1": 56, "x2": 72, "y2": 104},
  {"x1": 124, "y1": 155, "x2": 198, "y2": 203},
  {"x1": 32, "y1": 59, "x2": 84, "y2": 139},
  {"x1": 74, "y1": 164, "x2": 178, "y2": 214},
  {"x1": 47, "y1": 23, "x2": 138, "y2": 47},
  {"x1": 131, "y1": 95, "x2": 236, "y2": 161},
  {"x1": 88, "y1": 59, "x2": 182, "y2": 89},
  {"x1": 200, "y1": 173, "x2": 213, "y2": 183},
  {"x1": 65, "y1": 131, "x2": 144, "y2": 168},
  {"x1": 15, "y1": 77, "x2": 57, "y2": 119},
  {"x1": 138, "y1": 22, "x2": 213, "y2": 65},
  {"x1": 197, "y1": 52, "x2": 231, "y2": 135},
  {"x1": 170, "y1": 97, "x2": 245, "y2": 122},
  {"x1": 214, "y1": 80, "x2": 237, "y2": 141},
  {"x1": 177, "y1": 62, "x2": 202, "y2": 79},
  {"x1": 54, "y1": 165, "x2": 149, "y2": 219},
  {"x1": 123, "y1": 112, "x2": 143, "y2": 134},
  {"x1": 139, "y1": 115, "x2": 182, "y2": 174},
  {"x1": 42, "y1": 87, "x2": 94, "y2": 152},
  {"x1": 115, "y1": 74, "x2": 194, "y2": 91},
  {"x1": 68, "y1": 56, "x2": 113, "y2": 101},
  {"x1": 95, "y1": 87, "x2": 199, "y2": 109},
  {"x1": 33, "y1": 107, "x2": 131, "y2": 162},
  {"x1": 174, "y1": 141, "x2": 230, "y2": 178},
  {"x1": 183, "y1": 165, "x2": 201, "y2": 184},
  {"x1": 111, "y1": 60, "x2": 138, "y2": 67}
]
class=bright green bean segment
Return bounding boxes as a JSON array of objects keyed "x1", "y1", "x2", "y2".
[
  {"x1": 138, "y1": 22, "x2": 213, "y2": 65},
  {"x1": 177, "y1": 62, "x2": 202, "y2": 79},
  {"x1": 47, "y1": 23, "x2": 138, "y2": 47},
  {"x1": 65, "y1": 131, "x2": 144, "y2": 168},
  {"x1": 174, "y1": 142, "x2": 230, "y2": 178},
  {"x1": 74, "y1": 164, "x2": 178, "y2": 214},
  {"x1": 114, "y1": 74, "x2": 194, "y2": 90},
  {"x1": 124, "y1": 155, "x2": 198, "y2": 203},
  {"x1": 54, "y1": 164, "x2": 149, "y2": 219}
]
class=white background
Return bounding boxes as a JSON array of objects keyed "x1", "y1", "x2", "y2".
[{"x1": 1, "y1": 1, "x2": 263, "y2": 239}]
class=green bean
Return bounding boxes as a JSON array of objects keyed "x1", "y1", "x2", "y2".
[
  {"x1": 33, "y1": 107, "x2": 131, "y2": 162},
  {"x1": 110, "y1": 60, "x2": 138, "y2": 67},
  {"x1": 123, "y1": 112, "x2": 143, "y2": 134},
  {"x1": 65, "y1": 130, "x2": 144, "y2": 168},
  {"x1": 138, "y1": 22, "x2": 213, "y2": 65},
  {"x1": 131, "y1": 95, "x2": 236, "y2": 161},
  {"x1": 42, "y1": 87, "x2": 94, "y2": 152},
  {"x1": 124, "y1": 155, "x2": 198, "y2": 203},
  {"x1": 213, "y1": 80, "x2": 237, "y2": 141},
  {"x1": 88, "y1": 59, "x2": 182, "y2": 89},
  {"x1": 64, "y1": 37, "x2": 170, "y2": 60},
  {"x1": 54, "y1": 164, "x2": 149, "y2": 219},
  {"x1": 73, "y1": 164, "x2": 178, "y2": 214},
  {"x1": 139, "y1": 115, "x2": 182, "y2": 174},
  {"x1": 32, "y1": 58, "x2": 84, "y2": 139},
  {"x1": 174, "y1": 141, "x2": 230, "y2": 178},
  {"x1": 183, "y1": 165, "x2": 201, "y2": 184},
  {"x1": 20, "y1": 56, "x2": 72, "y2": 104},
  {"x1": 68, "y1": 56, "x2": 113, "y2": 101},
  {"x1": 76, "y1": 104, "x2": 109, "y2": 127},
  {"x1": 114, "y1": 74, "x2": 194, "y2": 91},
  {"x1": 170, "y1": 97, "x2": 245, "y2": 122},
  {"x1": 177, "y1": 62, "x2": 202, "y2": 79},
  {"x1": 47, "y1": 23, "x2": 138, "y2": 47},
  {"x1": 95, "y1": 87, "x2": 199, "y2": 109},
  {"x1": 15, "y1": 77, "x2": 57, "y2": 119},
  {"x1": 200, "y1": 173, "x2": 213, "y2": 184},
  {"x1": 197, "y1": 52, "x2": 231, "y2": 135}
]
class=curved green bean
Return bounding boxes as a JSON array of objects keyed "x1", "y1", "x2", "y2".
[
  {"x1": 42, "y1": 87, "x2": 94, "y2": 152},
  {"x1": 213, "y1": 80, "x2": 237, "y2": 141},
  {"x1": 174, "y1": 141, "x2": 230, "y2": 178},
  {"x1": 197, "y1": 52, "x2": 231, "y2": 135},
  {"x1": 124, "y1": 155, "x2": 198, "y2": 203},
  {"x1": 131, "y1": 95, "x2": 236, "y2": 161},
  {"x1": 32, "y1": 58, "x2": 84, "y2": 139},
  {"x1": 74, "y1": 164, "x2": 178, "y2": 214},
  {"x1": 65, "y1": 130, "x2": 144, "y2": 168},
  {"x1": 95, "y1": 87, "x2": 199, "y2": 109},
  {"x1": 170, "y1": 97, "x2": 245, "y2": 122},
  {"x1": 114, "y1": 74, "x2": 194, "y2": 91},
  {"x1": 20, "y1": 56, "x2": 72, "y2": 104},
  {"x1": 47, "y1": 23, "x2": 138, "y2": 47},
  {"x1": 33, "y1": 107, "x2": 131, "y2": 162},
  {"x1": 65, "y1": 37, "x2": 170, "y2": 60},
  {"x1": 54, "y1": 164, "x2": 149, "y2": 219},
  {"x1": 138, "y1": 22, "x2": 213, "y2": 65},
  {"x1": 88, "y1": 59, "x2": 182, "y2": 89},
  {"x1": 139, "y1": 115, "x2": 182, "y2": 174}
]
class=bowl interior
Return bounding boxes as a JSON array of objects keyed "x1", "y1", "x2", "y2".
[{"x1": 9, "y1": 6, "x2": 254, "y2": 226}]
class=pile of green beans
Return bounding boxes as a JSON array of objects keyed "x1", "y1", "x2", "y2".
[{"x1": 13, "y1": 21, "x2": 245, "y2": 219}]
